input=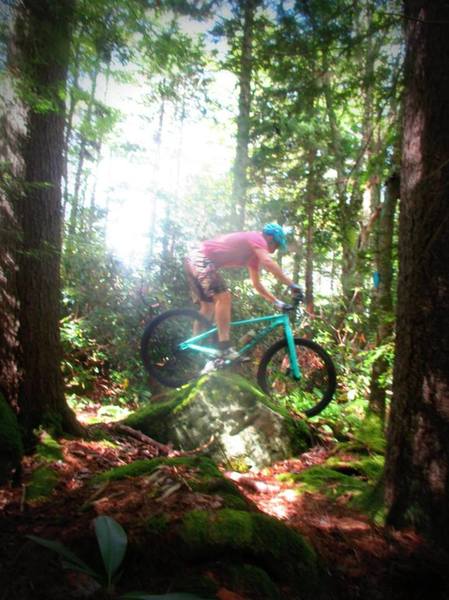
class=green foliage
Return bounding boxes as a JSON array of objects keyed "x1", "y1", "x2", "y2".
[
  {"x1": 29, "y1": 515, "x2": 211, "y2": 598},
  {"x1": 279, "y1": 413, "x2": 387, "y2": 523},
  {"x1": 95, "y1": 516, "x2": 128, "y2": 589}
]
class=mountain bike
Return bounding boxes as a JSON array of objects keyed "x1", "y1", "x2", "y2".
[{"x1": 140, "y1": 295, "x2": 336, "y2": 417}]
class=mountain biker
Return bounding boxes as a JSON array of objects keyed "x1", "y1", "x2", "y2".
[{"x1": 184, "y1": 224, "x2": 303, "y2": 365}]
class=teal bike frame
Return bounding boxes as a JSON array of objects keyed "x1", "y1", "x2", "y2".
[{"x1": 179, "y1": 310, "x2": 302, "y2": 379}]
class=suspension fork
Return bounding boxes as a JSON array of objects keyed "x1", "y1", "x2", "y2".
[{"x1": 283, "y1": 315, "x2": 301, "y2": 379}]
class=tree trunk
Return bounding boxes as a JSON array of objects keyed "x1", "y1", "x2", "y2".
[
  {"x1": 368, "y1": 174, "x2": 399, "y2": 420},
  {"x1": 63, "y1": 28, "x2": 83, "y2": 215},
  {"x1": 304, "y1": 150, "x2": 317, "y2": 313},
  {"x1": 0, "y1": 6, "x2": 25, "y2": 406},
  {"x1": 15, "y1": 0, "x2": 82, "y2": 442},
  {"x1": 232, "y1": 0, "x2": 258, "y2": 229},
  {"x1": 385, "y1": 1, "x2": 449, "y2": 550},
  {"x1": 149, "y1": 99, "x2": 165, "y2": 258},
  {"x1": 69, "y1": 59, "x2": 100, "y2": 238}
]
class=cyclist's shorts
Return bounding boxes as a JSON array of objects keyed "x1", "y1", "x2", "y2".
[{"x1": 184, "y1": 247, "x2": 228, "y2": 304}]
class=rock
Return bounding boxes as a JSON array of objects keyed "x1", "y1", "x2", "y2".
[
  {"x1": 97, "y1": 456, "x2": 321, "y2": 600},
  {"x1": 126, "y1": 372, "x2": 311, "y2": 470}
]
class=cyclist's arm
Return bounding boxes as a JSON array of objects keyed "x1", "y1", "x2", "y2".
[
  {"x1": 248, "y1": 266, "x2": 277, "y2": 303},
  {"x1": 253, "y1": 248, "x2": 294, "y2": 287}
]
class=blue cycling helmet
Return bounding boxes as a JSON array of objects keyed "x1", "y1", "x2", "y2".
[{"x1": 262, "y1": 223, "x2": 287, "y2": 250}]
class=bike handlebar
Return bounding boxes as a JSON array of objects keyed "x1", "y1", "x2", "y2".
[{"x1": 282, "y1": 292, "x2": 303, "y2": 313}]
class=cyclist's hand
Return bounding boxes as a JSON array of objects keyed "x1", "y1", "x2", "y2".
[
  {"x1": 274, "y1": 299, "x2": 293, "y2": 312},
  {"x1": 289, "y1": 284, "x2": 304, "y2": 301}
]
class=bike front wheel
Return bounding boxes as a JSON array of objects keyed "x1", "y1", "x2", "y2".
[
  {"x1": 141, "y1": 309, "x2": 216, "y2": 388},
  {"x1": 257, "y1": 337, "x2": 336, "y2": 417}
]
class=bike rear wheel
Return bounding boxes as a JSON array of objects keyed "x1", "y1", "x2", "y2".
[
  {"x1": 257, "y1": 337, "x2": 336, "y2": 417},
  {"x1": 141, "y1": 309, "x2": 216, "y2": 388}
]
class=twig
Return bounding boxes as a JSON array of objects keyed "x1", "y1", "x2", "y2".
[{"x1": 114, "y1": 424, "x2": 172, "y2": 455}]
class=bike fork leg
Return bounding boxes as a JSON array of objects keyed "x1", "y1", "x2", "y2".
[{"x1": 285, "y1": 321, "x2": 301, "y2": 380}]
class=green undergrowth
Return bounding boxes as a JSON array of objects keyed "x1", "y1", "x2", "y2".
[{"x1": 279, "y1": 414, "x2": 386, "y2": 524}]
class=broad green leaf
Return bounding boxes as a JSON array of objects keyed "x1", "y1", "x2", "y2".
[
  {"x1": 94, "y1": 516, "x2": 127, "y2": 585},
  {"x1": 27, "y1": 535, "x2": 99, "y2": 579}
]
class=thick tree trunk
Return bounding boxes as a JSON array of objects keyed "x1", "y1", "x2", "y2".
[
  {"x1": 15, "y1": 0, "x2": 82, "y2": 441},
  {"x1": 385, "y1": 1, "x2": 449, "y2": 550},
  {"x1": 0, "y1": 7, "x2": 25, "y2": 406},
  {"x1": 232, "y1": 0, "x2": 257, "y2": 228}
]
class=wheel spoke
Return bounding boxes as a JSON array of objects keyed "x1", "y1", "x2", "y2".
[
  {"x1": 141, "y1": 310, "x2": 216, "y2": 387},
  {"x1": 258, "y1": 338, "x2": 336, "y2": 417}
]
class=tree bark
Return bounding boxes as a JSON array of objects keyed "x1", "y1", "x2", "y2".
[
  {"x1": 368, "y1": 174, "x2": 399, "y2": 420},
  {"x1": 69, "y1": 59, "x2": 100, "y2": 238},
  {"x1": 304, "y1": 149, "x2": 317, "y2": 313},
  {"x1": 15, "y1": 0, "x2": 82, "y2": 441},
  {"x1": 385, "y1": 1, "x2": 449, "y2": 550},
  {"x1": 0, "y1": 6, "x2": 25, "y2": 407},
  {"x1": 232, "y1": 0, "x2": 258, "y2": 228}
]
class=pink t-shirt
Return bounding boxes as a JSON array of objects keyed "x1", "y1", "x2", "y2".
[{"x1": 201, "y1": 231, "x2": 271, "y2": 269}]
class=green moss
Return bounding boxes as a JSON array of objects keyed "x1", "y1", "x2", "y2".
[
  {"x1": 226, "y1": 564, "x2": 280, "y2": 600},
  {"x1": 146, "y1": 513, "x2": 170, "y2": 535},
  {"x1": 125, "y1": 387, "x2": 192, "y2": 440},
  {"x1": 219, "y1": 493, "x2": 249, "y2": 510},
  {"x1": 282, "y1": 453, "x2": 386, "y2": 523},
  {"x1": 97, "y1": 455, "x2": 222, "y2": 483},
  {"x1": 182, "y1": 509, "x2": 254, "y2": 547},
  {"x1": 212, "y1": 372, "x2": 266, "y2": 399},
  {"x1": 26, "y1": 465, "x2": 59, "y2": 500},
  {"x1": 36, "y1": 432, "x2": 63, "y2": 461},
  {"x1": 340, "y1": 413, "x2": 386, "y2": 455},
  {"x1": 181, "y1": 509, "x2": 318, "y2": 590}
]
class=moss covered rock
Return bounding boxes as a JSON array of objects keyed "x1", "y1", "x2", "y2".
[
  {"x1": 98, "y1": 456, "x2": 321, "y2": 599},
  {"x1": 0, "y1": 393, "x2": 23, "y2": 482},
  {"x1": 126, "y1": 373, "x2": 311, "y2": 470}
]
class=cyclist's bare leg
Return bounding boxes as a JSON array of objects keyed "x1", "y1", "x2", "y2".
[
  {"x1": 213, "y1": 290, "x2": 231, "y2": 342},
  {"x1": 193, "y1": 301, "x2": 214, "y2": 335},
  {"x1": 199, "y1": 301, "x2": 214, "y2": 321}
]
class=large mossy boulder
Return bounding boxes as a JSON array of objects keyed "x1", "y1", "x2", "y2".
[{"x1": 126, "y1": 372, "x2": 311, "y2": 469}]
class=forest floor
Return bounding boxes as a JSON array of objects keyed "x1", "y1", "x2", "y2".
[{"x1": 0, "y1": 407, "x2": 448, "y2": 600}]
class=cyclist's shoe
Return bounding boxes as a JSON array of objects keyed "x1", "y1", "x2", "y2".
[
  {"x1": 221, "y1": 347, "x2": 240, "y2": 362},
  {"x1": 201, "y1": 360, "x2": 219, "y2": 375},
  {"x1": 201, "y1": 347, "x2": 239, "y2": 375}
]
